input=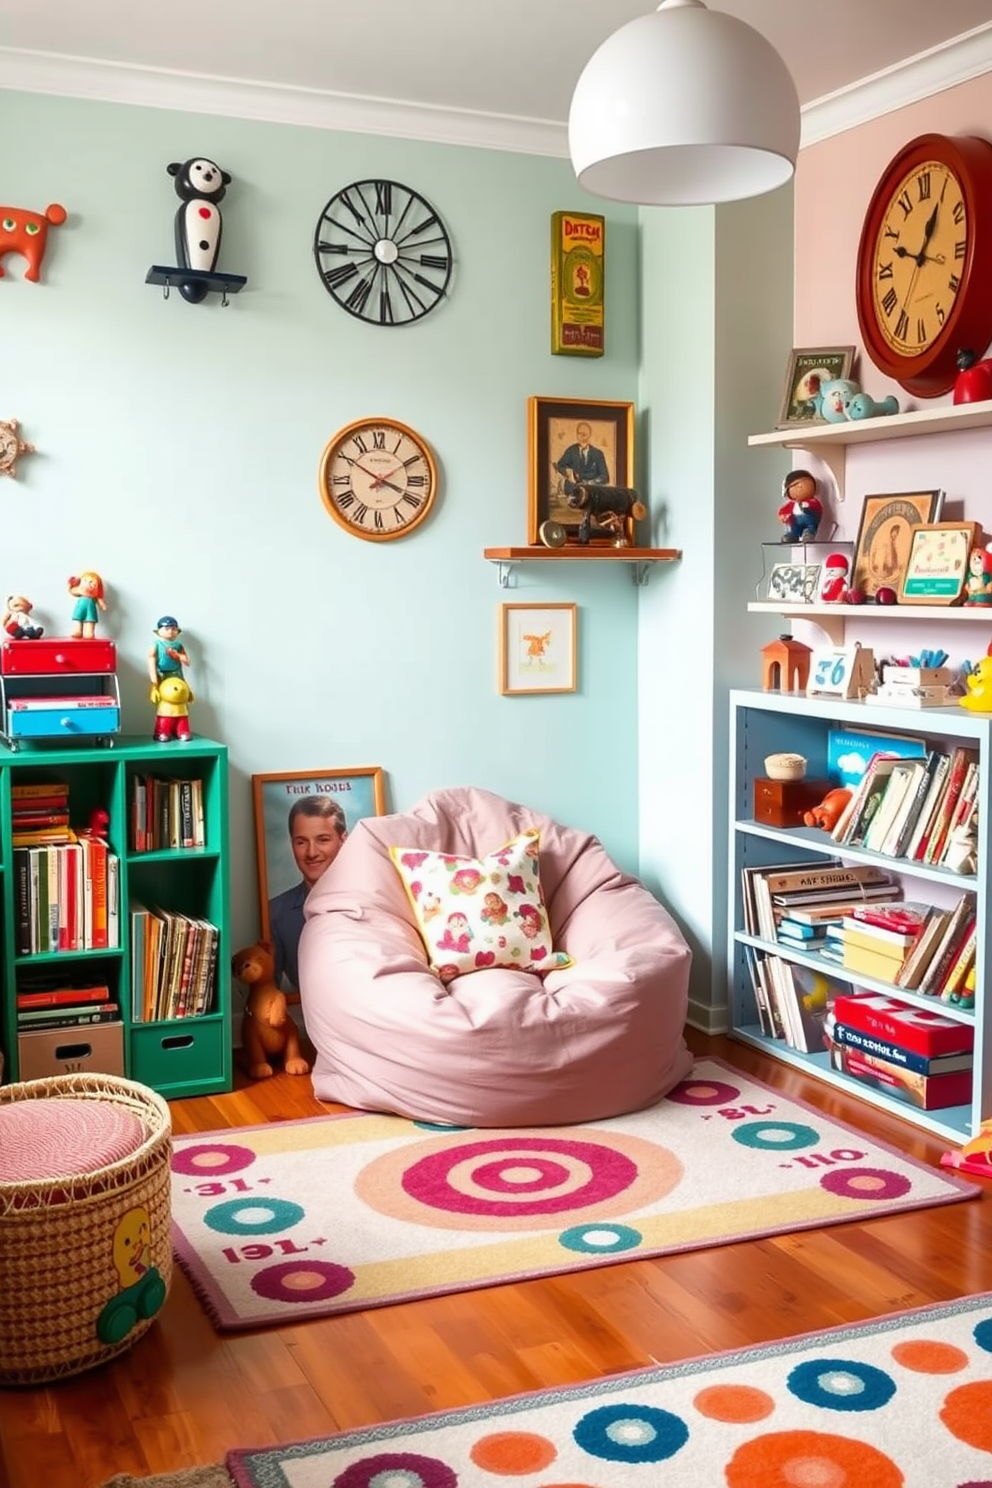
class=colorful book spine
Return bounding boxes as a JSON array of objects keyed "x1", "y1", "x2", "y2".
[
  {"x1": 827, "y1": 1018, "x2": 974, "y2": 1075},
  {"x1": 832, "y1": 992, "x2": 975, "y2": 1056}
]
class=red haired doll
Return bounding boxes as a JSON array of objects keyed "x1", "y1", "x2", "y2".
[{"x1": 67, "y1": 570, "x2": 107, "y2": 638}]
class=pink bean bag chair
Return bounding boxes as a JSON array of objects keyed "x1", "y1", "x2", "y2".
[{"x1": 298, "y1": 787, "x2": 692, "y2": 1127}]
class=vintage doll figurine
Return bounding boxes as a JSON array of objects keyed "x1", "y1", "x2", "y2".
[
  {"x1": 147, "y1": 615, "x2": 190, "y2": 686},
  {"x1": 67, "y1": 571, "x2": 107, "y2": 638},
  {"x1": 778, "y1": 469, "x2": 823, "y2": 543},
  {"x1": 151, "y1": 674, "x2": 194, "y2": 742},
  {"x1": 965, "y1": 544, "x2": 992, "y2": 605},
  {"x1": 3, "y1": 594, "x2": 43, "y2": 639},
  {"x1": 819, "y1": 552, "x2": 850, "y2": 603}
]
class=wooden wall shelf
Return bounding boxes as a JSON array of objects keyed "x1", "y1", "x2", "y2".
[{"x1": 484, "y1": 546, "x2": 682, "y2": 587}]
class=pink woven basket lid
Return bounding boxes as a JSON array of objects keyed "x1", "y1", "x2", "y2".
[{"x1": 0, "y1": 1098, "x2": 146, "y2": 1183}]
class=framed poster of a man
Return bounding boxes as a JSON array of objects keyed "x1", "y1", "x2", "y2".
[{"x1": 252, "y1": 766, "x2": 385, "y2": 991}]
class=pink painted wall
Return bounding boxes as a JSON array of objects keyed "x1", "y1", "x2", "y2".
[
  {"x1": 790, "y1": 75, "x2": 992, "y2": 667},
  {"x1": 794, "y1": 72, "x2": 992, "y2": 394}
]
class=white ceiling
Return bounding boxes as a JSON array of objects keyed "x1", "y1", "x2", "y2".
[{"x1": 2, "y1": 1, "x2": 992, "y2": 147}]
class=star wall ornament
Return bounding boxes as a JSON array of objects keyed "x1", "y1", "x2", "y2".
[{"x1": 0, "y1": 419, "x2": 36, "y2": 478}]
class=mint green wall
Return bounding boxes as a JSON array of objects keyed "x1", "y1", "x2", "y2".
[
  {"x1": 637, "y1": 190, "x2": 795, "y2": 1028},
  {"x1": 3, "y1": 90, "x2": 641, "y2": 953}
]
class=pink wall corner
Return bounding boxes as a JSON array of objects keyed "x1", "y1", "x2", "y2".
[{"x1": 794, "y1": 73, "x2": 992, "y2": 412}]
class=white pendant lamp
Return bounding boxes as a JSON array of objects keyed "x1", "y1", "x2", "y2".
[{"x1": 568, "y1": 0, "x2": 800, "y2": 206}]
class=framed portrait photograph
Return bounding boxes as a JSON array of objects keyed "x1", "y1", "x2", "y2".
[
  {"x1": 851, "y1": 489, "x2": 944, "y2": 599},
  {"x1": 777, "y1": 346, "x2": 856, "y2": 427},
  {"x1": 252, "y1": 766, "x2": 386, "y2": 990},
  {"x1": 898, "y1": 521, "x2": 982, "y2": 605},
  {"x1": 766, "y1": 561, "x2": 821, "y2": 604},
  {"x1": 527, "y1": 395, "x2": 634, "y2": 546},
  {"x1": 499, "y1": 602, "x2": 577, "y2": 695}
]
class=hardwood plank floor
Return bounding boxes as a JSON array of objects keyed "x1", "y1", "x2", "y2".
[{"x1": 2, "y1": 1026, "x2": 990, "y2": 1488}]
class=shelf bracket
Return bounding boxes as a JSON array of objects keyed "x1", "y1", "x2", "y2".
[
  {"x1": 495, "y1": 561, "x2": 515, "y2": 588},
  {"x1": 632, "y1": 562, "x2": 651, "y2": 587}
]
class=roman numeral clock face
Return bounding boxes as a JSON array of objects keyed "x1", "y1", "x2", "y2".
[
  {"x1": 319, "y1": 419, "x2": 437, "y2": 542},
  {"x1": 856, "y1": 134, "x2": 992, "y2": 397},
  {"x1": 313, "y1": 179, "x2": 453, "y2": 326}
]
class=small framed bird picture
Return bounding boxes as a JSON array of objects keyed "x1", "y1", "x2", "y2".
[{"x1": 499, "y1": 603, "x2": 577, "y2": 695}]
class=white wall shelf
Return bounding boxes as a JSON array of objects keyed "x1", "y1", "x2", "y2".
[
  {"x1": 748, "y1": 398, "x2": 992, "y2": 499},
  {"x1": 747, "y1": 599, "x2": 992, "y2": 645}
]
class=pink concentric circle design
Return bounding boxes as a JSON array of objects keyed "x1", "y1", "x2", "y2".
[
  {"x1": 171, "y1": 1143, "x2": 256, "y2": 1177},
  {"x1": 819, "y1": 1167, "x2": 912, "y2": 1202},
  {"x1": 666, "y1": 1079, "x2": 741, "y2": 1106},
  {"x1": 250, "y1": 1259, "x2": 355, "y2": 1305},
  {"x1": 354, "y1": 1129, "x2": 682, "y2": 1232}
]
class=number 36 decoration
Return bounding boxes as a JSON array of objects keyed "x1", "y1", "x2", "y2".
[{"x1": 807, "y1": 644, "x2": 876, "y2": 700}]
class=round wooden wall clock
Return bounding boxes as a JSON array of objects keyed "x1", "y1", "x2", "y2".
[
  {"x1": 319, "y1": 418, "x2": 437, "y2": 542},
  {"x1": 856, "y1": 133, "x2": 992, "y2": 397},
  {"x1": 313, "y1": 179, "x2": 452, "y2": 327}
]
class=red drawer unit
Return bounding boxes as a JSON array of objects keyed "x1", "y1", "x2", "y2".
[{"x1": 1, "y1": 638, "x2": 117, "y2": 676}]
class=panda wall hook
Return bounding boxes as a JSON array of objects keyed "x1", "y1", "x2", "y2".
[{"x1": 145, "y1": 155, "x2": 247, "y2": 306}]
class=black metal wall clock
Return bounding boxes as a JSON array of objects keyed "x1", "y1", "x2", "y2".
[{"x1": 313, "y1": 179, "x2": 453, "y2": 326}]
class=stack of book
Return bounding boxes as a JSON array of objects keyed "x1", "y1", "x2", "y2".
[
  {"x1": 830, "y1": 745, "x2": 979, "y2": 873},
  {"x1": 15, "y1": 978, "x2": 121, "y2": 1035},
  {"x1": 11, "y1": 779, "x2": 73, "y2": 846},
  {"x1": 825, "y1": 991, "x2": 974, "y2": 1110},
  {"x1": 130, "y1": 905, "x2": 219, "y2": 1021},
  {"x1": 893, "y1": 892, "x2": 977, "y2": 1005},
  {"x1": 821, "y1": 901, "x2": 926, "y2": 982},
  {"x1": 742, "y1": 859, "x2": 900, "y2": 948},
  {"x1": 131, "y1": 774, "x2": 205, "y2": 852}
]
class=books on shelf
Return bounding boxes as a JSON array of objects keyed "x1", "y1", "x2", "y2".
[
  {"x1": 825, "y1": 1037, "x2": 972, "y2": 1110},
  {"x1": 13, "y1": 835, "x2": 119, "y2": 954},
  {"x1": 14, "y1": 977, "x2": 119, "y2": 1032},
  {"x1": 131, "y1": 775, "x2": 205, "y2": 853},
  {"x1": 825, "y1": 1014, "x2": 974, "y2": 1076},
  {"x1": 826, "y1": 727, "x2": 926, "y2": 790},
  {"x1": 831, "y1": 991, "x2": 974, "y2": 1057},
  {"x1": 129, "y1": 904, "x2": 218, "y2": 1021}
]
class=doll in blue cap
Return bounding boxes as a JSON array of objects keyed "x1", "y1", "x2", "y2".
[{"x1": 147, "y1": 616, "x2": 190, "y2": 688}]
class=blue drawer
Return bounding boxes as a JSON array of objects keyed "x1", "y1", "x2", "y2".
[{"x1": 8, "y1": 704, "x2": 120, "y2": 738}]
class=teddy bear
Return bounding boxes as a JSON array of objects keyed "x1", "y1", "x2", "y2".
[
  {"x1": 232, "y1": 940, "x2": 310, "y2": 1080},
  {"x1": 803, "y1": 788, "x2": 852, "y2": 831}
]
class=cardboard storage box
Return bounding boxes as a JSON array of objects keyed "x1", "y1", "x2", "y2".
[{"x1": 17, "y1": 1022, "x2": 125, "y2": 1081}]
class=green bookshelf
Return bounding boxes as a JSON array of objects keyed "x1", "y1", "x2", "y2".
[{"x1": 0, "y1": 735, "x2": 231, "y2": 1098}]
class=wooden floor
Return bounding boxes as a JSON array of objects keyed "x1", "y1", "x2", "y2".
[{"x1": 2, "y1": 1025, "x2": 991, "y2": 1488}]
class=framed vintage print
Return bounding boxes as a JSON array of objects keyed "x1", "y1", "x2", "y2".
[
  {"x1": 499, "y1": 602, "x2": 577, "y2": 695},
  {"x1": 851, "y1": 489, "x2": 944, "y2": 599},
  {"x1": 898, "y1": 521, "x2": 981, "y2": 605},
  {"x1": 777, "y1": 346, "x2": 856, "y2": 427},
  {"x1": 767, "y1": 561, "x2": 821, "y2": 604},
  {"x1": 527, "y1": 396, "x2": 634, "y2": 546},
  {"x1": 252, "y1": 767, "x2": 386, "y2": 989}
]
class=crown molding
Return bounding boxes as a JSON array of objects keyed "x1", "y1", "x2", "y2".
[
  {"x1": 2, "y1": 24, "x2": 992, "y2": 159},
  {"x1": 801, "y1": 22, "x2": 992, "y2": 147},
  {"x1": 0, "y1": 47, "x2": 565, "y2": 157}
]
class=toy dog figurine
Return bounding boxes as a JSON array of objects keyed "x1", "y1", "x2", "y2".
[
  {"x1": 567, "y1": 484, "x2": 647, "y2": 545},
  {"x1": 233, "y1": 940, "x2": 310, "y2": 1080}
]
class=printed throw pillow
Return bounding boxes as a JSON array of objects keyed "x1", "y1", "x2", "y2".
[{"x1": 388, "y1": 828, "x2": 572, "y2": 983}]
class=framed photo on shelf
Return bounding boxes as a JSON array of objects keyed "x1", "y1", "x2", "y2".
[
  {"x1": 499, "y1": 602, "x2": 577, "y2": 695},
  {"x1": 527, "y1": 395, "x2": 634, "y2": 546},
  {"x1": 898, "y1": 521, "x2": 981, "y2": 605},
  {"x1": 776, "y1": 345, "x2": 856, "y2": 427},
  {"x1": 851, "y1": 489, "x2": 944, "y2": 599},
  {"x1": 251, "y1": 767, "x2": 386, "y2": 985},
  {"x1": 766, "y1": 561, "x2": 821, "y2": 604}
]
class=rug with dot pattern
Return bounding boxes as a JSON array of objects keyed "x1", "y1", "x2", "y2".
[
  {"x1": 226, "y1": 1292, "x2": 992, "y2": 1488},
  {"x1": 170, "y1": 1058, "x2": 975, "y2": 1332}
]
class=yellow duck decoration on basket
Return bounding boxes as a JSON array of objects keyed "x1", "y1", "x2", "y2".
[{"x1": 959, "y1": 655, "x2": 992, "y2": 712}]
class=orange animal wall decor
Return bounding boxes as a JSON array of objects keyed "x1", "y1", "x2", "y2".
[{"x1": 0, "y1": 203, "x2": 67, "y2": 282}]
